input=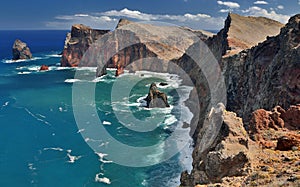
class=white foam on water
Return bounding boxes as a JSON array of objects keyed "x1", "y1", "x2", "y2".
[
  {"x1": 103, "y1": 121, "x2": 112, "y2": 126},
  {"x1": 17, "y1": 71, "x2": 32, "y2": 75},
  {"x1": 43, "y1": 147, "x2": 64, "y2": 152},
  {"x1": 28, "y1": 163, "x2": 36, "y2": 171},
  {"x1": 95, "y1": 152, "x2": 113, "y2": 164},
  {"x1": 64, "y1": 79, "x2": 82, "y2": 83},
  {"x1": 95, "y1": 173, "x2": 111, "y2": 184},
  {"x1": 2, "y1": 57, "x2": 45, "y2": 64},
  {"x1": 77, "y1": 128, "x2": 85, "y2": 133},
  {"x1": 67, "y1": 153, "x2": 82, "y2": 163},
  {"x1": 24, "y1": 107, "x2": 52, "y2": 126},
  {"x1": 46, "y1": 54, "x2": 62, "y2": 58}
]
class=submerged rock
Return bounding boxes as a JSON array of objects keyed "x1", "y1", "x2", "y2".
[
  {"x1": 145, "y1": 83, "x2": 170, "y2": 108},
  {"x1": 12, "y1": 39, "x2": 32, "y2": 60}
]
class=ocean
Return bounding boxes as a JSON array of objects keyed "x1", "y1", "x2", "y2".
[{"x1": 0, "y1": 30, "x2": 194, "y2": 186}]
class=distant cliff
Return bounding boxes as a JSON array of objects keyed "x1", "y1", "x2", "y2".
[{"x1": 60, "y1": 24, "x2": 109, "y2": 67}]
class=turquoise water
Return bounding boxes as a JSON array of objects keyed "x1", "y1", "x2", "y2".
[{"x1": 0, "y1": 31, "x2": 193, "y2": 187}]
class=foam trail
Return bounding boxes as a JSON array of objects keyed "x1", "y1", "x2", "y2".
[
  {"x1": 24, "y1": 108, "x2": 52, "y2": 126},
  {"x1": 103, "y1": 121, "x2": 112, "y2": 126},
  {"x1": 95, "y1": 152, "x2": 113, "y2": 163},
  {"x1": 43, "y1": 147, "x2": 64, "y2": 152},
  {"x1": 95, "y1": 173, "x2": 111, "y2": 184}
]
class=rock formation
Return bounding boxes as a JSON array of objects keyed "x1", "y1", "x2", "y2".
[
  {"x1": 60, "y1": 24, "x2": 110, "y2": 67},
  {"x1": 206, "y1": 13, "x2": 283, "y2": 60},
  {"x1": 39, "y1": 65, "x2": 49, "y2": 71},
  {"x1": 145, "y1": 83, "x2": 170, "y2": 108},
  {"x1": 12, "y1": 39, "x2": 32, "y2": 60}
]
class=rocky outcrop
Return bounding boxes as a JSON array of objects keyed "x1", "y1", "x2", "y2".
[
  {"x1": 60, "y1": 24, "x2": 110, "y2": 67},
  {"x1": 144, "y1": 83, "x2": 170, "y2": 108},
  {"x1": 181, "y1": 105, "x2": 250, "y2": 186},
  {"x1": 12, "y1": 39, "x2": 32, "y2": 60},
  {"x1": 249, "y1": 105, "x2": 300, "y2": 150}
]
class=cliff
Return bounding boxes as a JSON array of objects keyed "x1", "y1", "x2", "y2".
[
  {"x1": 181, "y1": 14, "x2": 300, "y2": 186},
  {"x1": 222, "y1": 14, "x2": 300, "y2": 124},
  {"x1": 12, "y1": 39, "x2": 32, "y2": 60},
  {"x1": 60, "y1": 24, "x2": 110, "y2": 67}
]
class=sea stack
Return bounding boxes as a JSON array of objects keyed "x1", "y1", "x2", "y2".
[
  {"x1": 145, "y1": 83, "x2": 170, "y2": 108},
  {"x1": 12, "y1": 39, "x2": 32, "y2": 60}
]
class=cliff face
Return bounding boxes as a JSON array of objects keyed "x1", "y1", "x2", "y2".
[
  {"x1": 12, "y1": 39, "x2": 32, "y2": 60},
  {"x1": 181, "y1": 14, "x2": 300, "y2": 186},
  {"x1": 60, "y1": 24, "x2": 109, "y2": 67},
  {"x1": 223, "y1": 14, "x2": 300, "y2": 124}
]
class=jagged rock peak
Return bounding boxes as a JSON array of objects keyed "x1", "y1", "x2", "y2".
[
  {"x1": 116, "y1": 18, "x2": 134, "y2": 29},
  {"x1": 224, "y1": 13, "x2": 284, "y2": 56}
]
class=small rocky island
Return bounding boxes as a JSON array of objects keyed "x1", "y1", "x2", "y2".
[
  {"x1": 145, "y1": 83, "x2": 170, "y2": 108},
  {"x1": 12, "y1": 39, "x2": 32, "y2": 60}
]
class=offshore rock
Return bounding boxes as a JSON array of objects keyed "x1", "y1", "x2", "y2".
[
  {"x1": 61, "y1": 24, "x2": 110, "y2": 67},
  {"x1": 145, "y1": 83, "x2": 170, "y2": 108},
  {"x1": 39, "y1": 65, "x2": 49, "y2": 71},
  {"x1": 12, "y1": 39, "x2": 32, "y2": 60}
]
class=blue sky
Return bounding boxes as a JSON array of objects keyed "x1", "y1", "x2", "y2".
[{"x1": 0, "y1": 0, "x2": 299, "y2": 30}]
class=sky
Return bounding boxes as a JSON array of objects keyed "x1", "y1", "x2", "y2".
[{"x1": 0, "y1": 0, "x2": 299, "y2": 30}]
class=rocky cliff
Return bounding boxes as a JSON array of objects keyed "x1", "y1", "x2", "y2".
[
  {"x1": 181, "y1": 13, "x2": 300, "y2": 186},
  {"x1": 12, "y1": 39, "x2": 32, "y2": 60},
  {"x1": 60, "y1": 24, "x2": 110, "y2": 67},
  {"x1": 222, "y1": 14, "x2": 300, "y2": 124}
]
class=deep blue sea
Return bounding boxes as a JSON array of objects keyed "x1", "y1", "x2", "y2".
[{"x1": 0, "y1": 30, "x2": 194, "y2": 186}]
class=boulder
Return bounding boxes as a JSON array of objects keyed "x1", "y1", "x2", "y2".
[
  {"x1": 12, "y1": 39, "x2": 32, "y2": 60},
  {"x1": 276, "y1": 134, "x2": 300, "y2": 151},
  {"x1": 145, "y1": 83, "x2": 170, "y2": 108}
]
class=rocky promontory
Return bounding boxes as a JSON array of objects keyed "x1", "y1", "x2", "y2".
[
  {"x1": 60, "y1": 24, "x2": 110, "y2": 67},
  {"x1": 12, "y1": 39, "x2": 32, "y2": 60}
]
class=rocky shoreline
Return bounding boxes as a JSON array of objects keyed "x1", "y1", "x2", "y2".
[{"x1": 57, "y1": 13, "x2": 300, "y2": 186}]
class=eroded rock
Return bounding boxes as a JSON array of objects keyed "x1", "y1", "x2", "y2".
[{"x1": 12, "y1": 39, "x2": 32, "y2": 60}]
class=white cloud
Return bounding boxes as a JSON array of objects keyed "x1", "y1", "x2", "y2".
[
  {"x1": 277, "y1": 5, "x2": 284, "y2": 10},
  {"x1": 217, "y1": 1, "x2": 240, "y2": 8},
  {"x1": 46, "y1": 14, "x2": 118, "y2": 30},
  {"x1": 299, "y1": 0, "x2": 300, "y2": 5},
  {"x1": 242, "y1": 6, "x2": 290, "y2": 23},
  {"x1": 219, "y1": 9, "x2": 230, "y2": 13},
  {"x1": 253, "y1": 1, "x2": 268, "y2": 5},
  {"x1": 46, "y1": 8, "x2": 225, "y2": 30}
]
